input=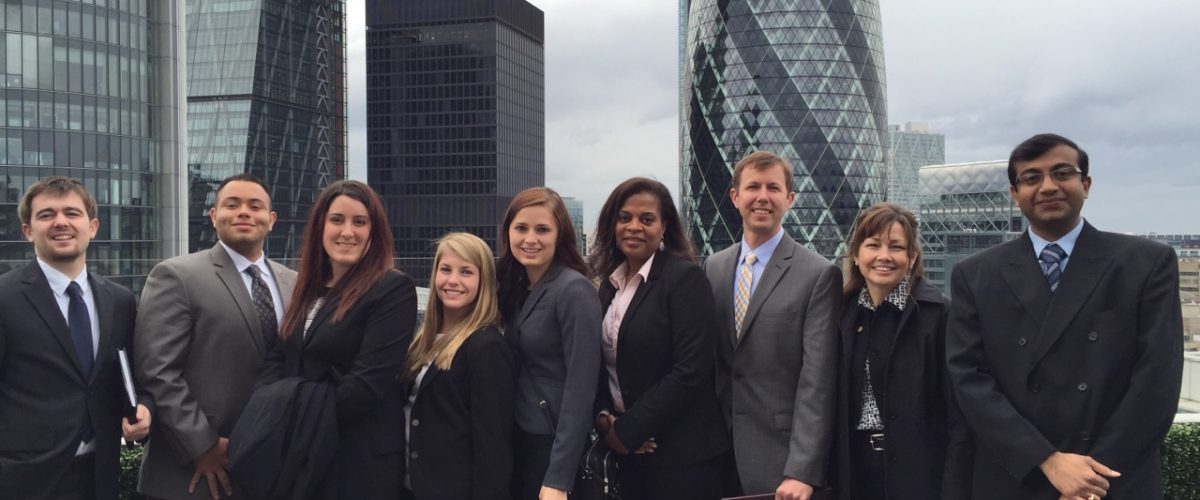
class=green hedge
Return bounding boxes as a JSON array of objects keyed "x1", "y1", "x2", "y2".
[{"x1": 118, "y1": 423, "x2": 1200, "y2": 499}]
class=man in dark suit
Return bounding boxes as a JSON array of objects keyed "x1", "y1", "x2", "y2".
[
  {"x1": 947, "y1": 133, "x2": 1183, "y2": 499},
  {"x1": 0, "y1": 176, "x2": 150, "y2": 500},
  {"x1": 134, "y1": 174, "x2": 296, "y2": 500},
  {"x1": 704, "y1": 152, "x2": 841, "y2": 500}
]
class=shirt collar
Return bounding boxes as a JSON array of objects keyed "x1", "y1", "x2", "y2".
[
  {"x1": 1028, "y1": 218, "x2": 1085, "y2": 259},
  {"x1": 219, "y1": 240, "x2": 268, "y2": 276},
  {"x1": 36, "y1": 257, "x2": 90, "y2": 297},
  {"x1": 608, "y1": 252, "x2": 656, "y2": 290},
  {"x1": 739, "y1": 227, "x2": 785, "y2": 264},
  {"x1": 857, "y1": 276, "x2": 911, "y2": 312}
]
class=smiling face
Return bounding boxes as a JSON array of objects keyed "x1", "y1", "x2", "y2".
[
  {"x1": 434, "y1": 248, "x2": 481, "y2": 325},
  {"x1": 210, "y1": 180, "x2": 276, "y2": 260},
  {"x1": 615, "y1": 191, "x2": 664, "y2": 272},
  {"x1": 1009, "y1": 143, "x2": 1091, "y2": 240},
  {"x1": 322, "y1": 195, "x2": 372, "y2": 282},
  {"x1": 730, "y1": 163, "x2": 796, "y2": 245},
  {"x1": 507, "y1": 205, "x2": 558, "y2": 283},
  {"x1": 855, "y1": 222, "x2": 912, "y2": 301},
  {"x1": 23, "y1": 191, "x2": 99, "y2": 271}
]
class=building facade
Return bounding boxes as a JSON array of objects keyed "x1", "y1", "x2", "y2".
[
  {"x1": 1132, "y1": 233, "x2": 1200, "y2": 259},
  {"x1": 186, "y1": 0, "x2": 347, "y2": 263},
  {"x1": 681, "y1": 0, "x2": 889, "y2": 259},
  {"x1": 886, "y1": 121, "x2": 943, "y2": 211},
  {"x1": 1, "y1": 0, "x2": 187, "y2": 292},
  {"x1": 366, "y1": 0, "x2": 544, "y2": 285},
  {"x1": 562, "y1": 195, "x2": 587, "y2": 256},
  {"x1": 917, "y1": 160, "x2": 1024, "y2": 294}
]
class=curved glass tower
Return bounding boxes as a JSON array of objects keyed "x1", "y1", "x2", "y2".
[{"x1": 681, "y1": 0, "x2": 888, "y2": 259}]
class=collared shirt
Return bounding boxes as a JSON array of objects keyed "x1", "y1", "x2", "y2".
[
  {"x1": 219, "y1": 241, "x2": 285, "y2": 325},
  {"x1": 734, "y1": 227, "x2": 785, "y2": 301},
  {"x1": 853, "y1": 279, "x2": 911, "y2": 431},
  {"x1": 601, "y1": 253, "x2": 656, "y2": 413},
  {"x1": 1028, "y1": 218, "x2": 1085, "y2": 275},
  {"x1": 36, "y1": 258, "x2": 100, "y2": 456}
]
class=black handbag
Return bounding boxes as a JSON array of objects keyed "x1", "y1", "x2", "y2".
[{"x1": 571, "y1": 429, "x2": 621, "y2": 500}]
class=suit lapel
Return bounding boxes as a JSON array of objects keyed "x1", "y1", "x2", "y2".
[
  {"x1": 707, "y1": 247, "x2": 738, "y2": 347},
  {"x1": 302, "y1": 298, "x2": 336, "y2": 349},
  {"x1": 1027, "y1": 224, "x2": 1112, "y2": 369},
  {"x1": 738, "y1": 236, "x2": 795, "y2": 347},
  {"x1": 20, "y1": 262, "x2": 85, "y2": 380},
  {"x1": 1000, "y1": 233, "x2": 1052, "y2": 328},
  {"x1": 615, "y1": 253, "x2": 665, "y2": 352},
  {"x1": 89, "y1": 274, "x2": 115, "y2": 386},
  {"x1": 517, "y1": 262, "x2": 562, "y2": 330},
  {"x1": 210, "y1": 244, "x2": 268, "y2": 357}
]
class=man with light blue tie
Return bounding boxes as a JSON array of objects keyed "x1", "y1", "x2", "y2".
[
  {"x1": 0, "y1": 176, "x2": 149, "y2": 500},
  {"x1": 703, "y1": 151, "x2": 842, "y2": 500}
]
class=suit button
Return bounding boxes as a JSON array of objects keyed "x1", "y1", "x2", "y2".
[
  {"x1": 856, "y1": 325, "x2": 864, "y2": 333},
  {"x1": 1081, "y1": 431, "x2": 1091, "y2": 441},
  {"x1": 411, "y1": 419, "x2": 420, "y2": 427},
  {"x1": 1087, "y1": 332, "x2": 1098, "y2": 341},
  {"x1": 1017, "y1": 337, "x2": 1027, "y2": 347},
  {"x1": 1030, "y1": 383, "x2": 1041, "y2": 393},
  {"x1": 410, "y1": 451, "x2": 419, "y2": 459},
  {"x1": 1077, "y1": 382, "x2": 1088, "y2": 392}
]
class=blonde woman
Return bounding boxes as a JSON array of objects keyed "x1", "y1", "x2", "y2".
[{"x1": 401, "y1": 233, "x2": 515, "y2": 500}]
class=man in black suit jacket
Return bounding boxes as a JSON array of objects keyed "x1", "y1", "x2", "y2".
[
  {"x1": 947, "y1": 134, "x2": 1183, "y2": 500},
  {"x1": 0, "y1": 177, "x2": 150, "y2": 500}
]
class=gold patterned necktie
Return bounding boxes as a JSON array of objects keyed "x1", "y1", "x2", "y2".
[{"x1": 734, "y1": 252, "x2": 757, "y2": 337}]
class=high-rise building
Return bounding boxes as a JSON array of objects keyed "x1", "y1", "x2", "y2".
[
  {"x1": 681, "y1": 0, "x2": 889, "y2": 259},
  {"x1": 917, "y1": 160, "x2": 1024, "y2": 294},
  {"x1": 886, "y1": 122, "x2": 943, "y2": 211},
  {"x1": 185, "y1": 0, "x2": 347, "y2": 263},
  {"x1": 562, "y1": 196, "x2": 586, "y2": 256},
  {"x1": 0, "y1": 0, "x2": 188, "y2": 292},
  {"x1": 366, "y1": 0, "x2": 544, "y2": 284}
]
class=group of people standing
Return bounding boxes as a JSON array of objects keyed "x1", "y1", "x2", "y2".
[{"x1": 0, "y1": 132, "x2": 1183, "y2": 500}]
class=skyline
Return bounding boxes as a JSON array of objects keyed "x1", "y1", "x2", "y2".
[{"x1": 347, "y1": 0, "x2": 1200, "y2": 235}]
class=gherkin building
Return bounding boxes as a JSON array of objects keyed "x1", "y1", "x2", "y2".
[{"x1": 681, "y1": 0, "x2": 888, "y2": 259}]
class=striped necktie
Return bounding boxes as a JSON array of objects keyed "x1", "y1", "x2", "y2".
[
  {"x1": 734, "y1": 252, "x2": 757, "y2": 336},
  {"x1": 1040, "y1": 243, "x2": 1067, "y2": 292}
]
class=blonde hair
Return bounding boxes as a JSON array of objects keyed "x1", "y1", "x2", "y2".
[{"x1": 403, "y1": 232, "x2": 501, "y2": 379}]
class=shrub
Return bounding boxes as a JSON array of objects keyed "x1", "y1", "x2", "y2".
[
  {"x1": 119, "y1": 445, "x2": 146, "y2": 500},
  {"x1": 1164, "y1": 422, "x2": 1200, "y2": 500}
]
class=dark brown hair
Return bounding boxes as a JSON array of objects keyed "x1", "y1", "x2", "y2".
[
  {"x1": 280, "y1": 180, "x2": 396, "y2": 339},
  {"x1": 589, "y1": 177, "x2": 694, "y2": 278},
  {"x1": 497, "y1": 187, "x2": 589, "y2": 318},
  {"x1": 843, "y1": 202, "x2": 924, "y2": 298},
  {"x1": 19, "y1": 176, "x2": 97, "y2": 224}
]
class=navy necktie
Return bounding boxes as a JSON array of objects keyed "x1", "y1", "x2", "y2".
[
  {"x1": 1040, "y1": 243, "x2": 1067, "y2": 292},
  {"x1": 66, "y1": 281, "x2": 95, "y2": 443}
]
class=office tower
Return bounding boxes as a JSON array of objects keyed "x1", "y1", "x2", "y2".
[
  {"x1": 562, "y1": 196, "x2": 586, "y2": 256},
  {"x1": 681, "y1": 0, "x2": 889, "y2": 259},
  {"x1": 917, "y1": 160, "x2": 1024, "y2": 294},
  {"x1": 886, "y1": 122, "x2": 943, "y2": 211},
  {"x1": 0, "y1": 0, "x2": 187, "y2": 292},
  {"x1": 186, "y1": 0, "x2": 347, "y2": 263},
  {"x1": 366, "y1": 0, "x2": 545, "y2": 285}
]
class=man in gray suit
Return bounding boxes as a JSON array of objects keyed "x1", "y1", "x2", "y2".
[
  {"x1": 704, "y1": 151, "x2": 841, "y2": 500},
  {"x1": 133, "y1": 174, "x2": 297, "y2": 500}
]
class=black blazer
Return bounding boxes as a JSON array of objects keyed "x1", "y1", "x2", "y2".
[
  {"x1": 406, "y1": 326, "x2": 515, "y2": 500},
  {"x1": 833, "y1": 278, "x2": 973, "y2": 500},
  {"x1": 596, "y1": 251, "x2": 730, "y2": 467},
  {"x1": 947, "y1": 223, "x2": 1183, "y2": 499},
  {"x1": 259, "y1": 270, "x2": 418, "y2": 500},
  {"x1": 0, "y1": 261, "x2": 137, "y2": 500}
]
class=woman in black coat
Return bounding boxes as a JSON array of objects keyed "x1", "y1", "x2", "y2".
[
  {"x1": 258, "y1": 180, "x2": 417, "y2": 500},
  {"x1": 833, "y1": 203, "x2": 972, "y2": 500},
  {"x1": 400, "y1": 232, "x2": 514, "y2": 500},
  {"x1": 589, "y1": 177, "x2": 729, "y2": 500}
]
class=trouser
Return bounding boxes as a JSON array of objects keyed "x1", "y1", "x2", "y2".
[{"x1": 615, "y1": 453, "x2": 723, "y2": 500}]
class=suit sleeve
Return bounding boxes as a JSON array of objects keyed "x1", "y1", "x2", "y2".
[
  {"x1": 612, "y1": 264, "x2": 718, "y2": 450},
  {"x1": 468, "y1": 331, "x2": 516, "y2": 500},
  {"x1": 936, "y1": 299, "x2": 974, "y2": 500},
  {"x1": 335, "y1": 272, "x2": 417, "y2": 426},
  {"x1": 133, "y1": 262, "x2": 219, "y2": 462},
  {"x1": 542, "y1": 276, "x2": 602, "y2": 491},
  {"x1": 946, "y1": 261, "x2": 1055, "y2": 482},
  {"x1": 784, "y1": 263, "x2": 841, "y2": 485},
  {"x1": 1089, "y1": 247, "x2": 1183, "y2": 469}
]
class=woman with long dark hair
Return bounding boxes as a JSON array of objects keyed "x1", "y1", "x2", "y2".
[
  {"x1": 589, "y1": 177, "x2": 729, "y2": 500},
  {"x1": 498, "y1": 187, "x2": 602, "y2": 500},
  {"x1": 258, "y1": 180, "x2": 417, "y2": 499},
  {"x1": 833, "y1": 202, "x2": 972, "y2": 500}
]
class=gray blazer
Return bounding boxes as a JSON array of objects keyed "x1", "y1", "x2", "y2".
[
  {"x1": 505, "y1": 262, "x2": 602, "y2": 491},
  {"x1": 132, "y1": 244, "x2": 296, "y2": 500},
  {"x1": 704, "y1": 232, "x2": 841, "y2": 494}
]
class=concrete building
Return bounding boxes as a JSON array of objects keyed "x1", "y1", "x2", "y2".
[{"x1": 886, "y1": 122, "x2": 944, "y2": 212}]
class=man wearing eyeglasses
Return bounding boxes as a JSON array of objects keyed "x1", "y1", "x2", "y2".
[{"x1": 946, "y1": 133, "x2": 1183, "y2": 500}]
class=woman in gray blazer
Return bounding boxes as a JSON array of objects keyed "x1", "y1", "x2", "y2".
[{"x1": 498, "y1": 187, "x2": 602, "y2": 500}]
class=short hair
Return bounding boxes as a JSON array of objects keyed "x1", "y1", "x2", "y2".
[
  {"x1": 214, "y1": 173, "x2": 272, "y2": 208},
  {"x1": 843, "y1": 202, "x2": 924, "y2": 298},
  {"x1": 1007, "y1": 133, "x2": 1089, "y2": 186},
  {"x1": 589, "y1": 177, "x2": 694, "y2": 278},
  {"x1": 732, "y1": 151, "x2": 795, "y2": 192},
  {"x1": 18, "y1": 176, "x2": 98, "y2": 225}
]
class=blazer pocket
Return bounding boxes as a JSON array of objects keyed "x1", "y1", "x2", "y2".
[
  {"x1": 0, "y1": 427, "x2": 53, "y2": 453},
  {"x1": 772, "y1": 412, "x2": 793, "y2": 432}
]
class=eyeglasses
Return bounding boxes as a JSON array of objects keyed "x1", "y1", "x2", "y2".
[{"x1": 1015, "y1": 167, "x2": 1083, "y2": 188}]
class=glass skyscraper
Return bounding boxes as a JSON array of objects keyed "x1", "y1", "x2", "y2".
[
  {"x1": 186, "y1": 0, "x2": 346, "y2": 262},
  {"x1": 0, "y1": 0, "x2": 187, "y2": 292},
  {"x1": 886, "y1": 122, "x2": 943, "y2": 212},
  {"x1": 681, "y1": 0, "x2": 889, "y2": 259},
  {"x1": 366, "y1": 0, "x2": 545, "y2": 285}
]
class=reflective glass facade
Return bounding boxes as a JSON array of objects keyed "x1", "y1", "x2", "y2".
[
  {"x1": 681, "y1": 0, "x2": 888, "y2": 259},
  {"x1": 886, "y1": 122, "x2": 943, "y2": 212},
  {"x1": 563, "y1": 196, "x2": 586, "y2": 256},
  {"x1": 186, "y1": 0, "x2": 347, "y2": 261},
  {"x1": 0, "y1": 0, "x2": 186, "y2": 292},
  {"x1": 366, "y1": 0, "x2": 544, "y2": 285}
]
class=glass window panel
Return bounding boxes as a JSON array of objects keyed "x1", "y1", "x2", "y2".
[
  {"x1": 94, "y1": 45, "x2": 106, "y2": 95},
  {"x1": 23, "y1": 2, "x2": 37, "y2": 33},
  {"x1": 69, "y1": 94, "x2": 81, "y2": 130},
  {"x1": 68, "y1": 44, "x2": 80, "y2": 93},
  {"x1": 53, "y1": 3, "x2": 66, "y2": 36},
  {"x1": 83, "y1": 8, "x2": 94, "y2": 40},
  {"x1": 94, "y1": 8, "x2": 106, "y2": 43},
  {"x1": 5, "y1": 98, "x2": 17, "y2": 127},
  {"x1": 38, "y1": 35, "x2": 51, "y2": 90},
  {"x1": 38, "y1": 4, "x2": 51, "y2": 34},
  {"x1": 95, "y1": 97, "x2": 107, "y2": 133},
  {"x1": 82, "y1": 46, "x2": 94, "y2": 94},
  {"x1": 40, "y1": 130, "x2": 53, "y2": 165},
  {"x1": 38, "y1": 98, "x2": 52, "y2": 128},
  {"x1": 5, "y1": 34, "x2": 20, "y2": 78},
  {"x1": 68, "y1": 3, "x2": 80, "y2": 38},
  {"x1": 22, "y1": 35, "x2": 37, "y2": 88},
  {"x1": 5, "y1": 3, "x2": 20, "y2": 32}
]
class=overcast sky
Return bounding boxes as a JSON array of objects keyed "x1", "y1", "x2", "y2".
[{"x1": 346, "y1": 0, "x2": 1200, "y2": 234}]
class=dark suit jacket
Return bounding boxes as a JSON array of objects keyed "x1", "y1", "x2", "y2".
[
  {"x1": 596, "y1": 252, "x2": 730, "y2": 467},
  {"x1": 505, "y1": 261, "x2": 602, "y2": 491},
  {"x1": 406, "y1": 326, "x2": 515, "y2": 500},
  {"x1": 258, "y1": 269, "x2": 417, "y2": 500},
  {"x1": 947, "y1": 223, "x2": 1183, "y2": 499},
  {"x1": 0, "y1": 261, "x2": 137, "y2": 500},
  {"x1": 833, "y1": 279, "x2": 972, "y2": 500}
]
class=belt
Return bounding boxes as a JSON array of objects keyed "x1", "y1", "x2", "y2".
[{"x1": 855, "y1": 431, "x2": 885, "y2": 452}]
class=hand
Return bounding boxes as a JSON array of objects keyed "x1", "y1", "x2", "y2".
[
  {"x1": 539, "y1": 485, "x2": 568, "y2": 500},
  {"x1": 775, "y1": 478, "x2": 814, "y2": 500},
  {"x1": 1040, "y1": 451, "x2": 1120, "y2": 499},
  {"x1": 189, "y1": 437, "x2": 233, "y2": 500},
  {"x1": 121, "y1": 404, "x2": 151, "y2": 442},
  {"x1": 633, "y1": 437, "x2": 657, "y2": 455}
]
